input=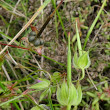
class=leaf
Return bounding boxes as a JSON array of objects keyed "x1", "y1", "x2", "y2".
[
  {"x1": 92, "y1": 98, "x2": 99, "y2": 105},
  {"x1": 100, "y1": 93, "x2": 106, "y2": 100},
  {"x1": 31, "y1": 105, "x2": 46, "y2": 110},
  {"x1": 86, "y1": 92, "x2": 96, "y2": 98},
  {"x1": 31, "y1": 106, "x2": 40, "y2": 110},
  {"x1": 0, "y1": 15, "x2": 9, "y2": 27},
  {"x1": 29, "y1": 79, "x2": 50, "y2": 90},
  {"x1": 39, "y1": 89, "x2": 49, "y2": 102}
]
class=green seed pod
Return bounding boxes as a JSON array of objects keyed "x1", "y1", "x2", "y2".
[
  {"x1": 57, "y1": 80, "x2": 70, "y2": 106},
  {"x1": 73, "y1": 51, "x2": 91, "y2": 69},
  {"x1": 77, "y1": 51, "x2": 91, "y2": 69},
  {"x1": 73, "y1": 83, "x2": 82, "y2": 106},
  {"x1": 56, "y1": 80, "x2": 81, "y2": 106}
]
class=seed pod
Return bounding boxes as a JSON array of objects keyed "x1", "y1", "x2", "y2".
[
  {"x1": 40, "y1": 38, "x2": 44, "y2": 45},
  {"x1": 34, "y1": 39, "x2": 40, "y2": 46},
  {"x1": 29, "y1": 31, "x2": 36, "y2": 36},
  {"x1": 28, "y1": 36, "x2": 36, "y2": 42},
  {"x1": 28, "y1": 31, "x2": 37, "y2": 42},
  {"x1": 56, "y1": 80, "x2": 79, "y2": 106},
  {"x1": 73, "y1": 83, "x2": 82, "y2": 106},
  {"x1": 73, "y1": 51, "x2": 91, "y2": 69},
  {"x1": 28, "y1": 31, "x2": 44, "y2": 46}
]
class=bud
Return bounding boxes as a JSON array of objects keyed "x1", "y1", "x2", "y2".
[
  {"x1": 56, "y1": 80, "x2": 82, "y2": 106},
  {"x1": 73, "y1": 51, "x2": 91, "y2": 69}
]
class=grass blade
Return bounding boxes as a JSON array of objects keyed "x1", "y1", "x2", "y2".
[{"x1": 83, "y1": 0, "x2": 107, "y2": 50}]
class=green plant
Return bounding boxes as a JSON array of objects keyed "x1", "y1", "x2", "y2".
[
  {"x1": 0, "y1": 0, "x2": 109, "y2": 109},
  {"x1": 85, "y1": 80, "x2": 110, "y2": 110},
  {"x1": 56, "y1": 32, "x2": 83, "y2": 110},
  {"x1": 73, "y1": 20, "x2": 91, "y2": 81}
]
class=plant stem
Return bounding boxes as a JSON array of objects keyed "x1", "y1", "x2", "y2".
[
  {"x1": 0, "y1": 94, "x2": 23, "y2": 106},
  {"x1": 52, "y1": 0, "x2": 59, "y2": 39},
  {"x1": 96, "y1": 102, "x2": 99, "y2": 110},
  {"x1": 80, "y1": 69, "x2": 85, "y2": 81},
  {"x1": 48, "y1": 89, "x2": 54, "y2": 110},
  {"x1": 36, "y1": 0, "x2": 63, "y2": 39},
  {"x1": 12, "y1": 102, "x2": 21, "y2": 110},
  {"x1": 67, "y1": 32, "x2": 71, "y2": 86},
  {"x1": 67, "y1": 105, "x2": 71, "y2": 110},
  {"x1": 76, "y1": 20, "x2": 82, "y2": 56}
]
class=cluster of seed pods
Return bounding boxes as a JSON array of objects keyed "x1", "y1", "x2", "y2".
[
  {"x1": 28, "y1": 31, "x2": 44, "y2": 46},
  {"x1": 28, "y1": 0, "x2": 63, "y2": 47}
]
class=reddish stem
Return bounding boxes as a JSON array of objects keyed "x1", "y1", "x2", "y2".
[{"x1": 0, "y1": 42, "x2": 30, "y2": 50}]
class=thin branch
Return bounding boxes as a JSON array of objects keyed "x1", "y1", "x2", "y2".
[
  {"x1": 2, "y1": 65, "x2": 11, "y2": 81},
  {"x1": 86, "y1": 69, "x2": 98, "y2": 90},
  {"x1": 0, "y1": 0, "x2": 51, "y2": 55}
]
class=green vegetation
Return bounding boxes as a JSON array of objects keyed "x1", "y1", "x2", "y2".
[{"x1": 0, "y1": 0, "x2": 110, "y2": 110}]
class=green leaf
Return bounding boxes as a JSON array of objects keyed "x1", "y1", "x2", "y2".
[
  {"x1": 92, "y1": 98, "x2": 99, "y2": 105},
  {"x1": 86, "y1": 92, "x2": 96, "y2": 98},
  {"x1": 0, "y1": 15, "x2": 9, "y2": 27},
  {"x1": 31, "y1": 105, "x2": 46, "y2": 110},
  {"x1": 39, "y1": 89, "x2": 49, "y2": 102},
  {"x1": 29, "y1": 79, "x2": 50, "y2": 90},
  {"x1": 100, "y1": 93, "x2": 106, "y2": 100},
  {"x1": 0, "y1": 82, "x2": 6, "y2": 90}
]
